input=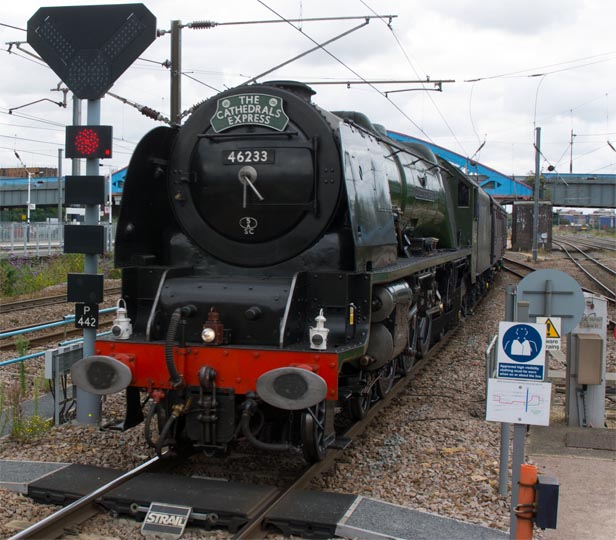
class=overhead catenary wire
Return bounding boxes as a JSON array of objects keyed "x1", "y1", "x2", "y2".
[
  {"x1": 255, "y1": 0, "x2": 434, "y2": 143},
  {"x1": 465, "y1": 50, "x2": 616, "y2": 82},
  {"x1": 359, "y1": 0, "x2": 467, "y2": 156},
  {"x1": 182, "y1": 72, "x2": 222, "y2": 93},
  {"x1": 0, "y1": 21, "x2": 25, "y2": 32}
]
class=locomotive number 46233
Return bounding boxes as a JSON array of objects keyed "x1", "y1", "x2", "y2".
[{"x1": 223, "y1": 149, "x2": 274, "y2": 164}]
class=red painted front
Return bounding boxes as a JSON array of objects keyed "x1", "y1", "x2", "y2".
[{"x1": 95, "y1": 340, "x2": 339, "y2": 400}]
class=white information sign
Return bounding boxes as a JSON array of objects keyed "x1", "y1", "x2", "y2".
[
  {"x1": 536, "y1": 316, "x2": 561, "y2": 351},
  {"x1": 486, "y1": 378, "x2": 552, "y2": 426},
  {"x1": 496, "y1": 321, "x2": 546, "y2": 381}
]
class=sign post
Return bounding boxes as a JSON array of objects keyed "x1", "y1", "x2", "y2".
[{"x1": 486, "y1": 270, "x2": 584, "y2": 539}]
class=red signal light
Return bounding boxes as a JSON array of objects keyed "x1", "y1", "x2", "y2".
[
  {"x1": 75, "y1": 128, "x2": 100, "y2": 156},
  {"x1": 65, "y1": 125, "x2": 112, "y2": 159}
]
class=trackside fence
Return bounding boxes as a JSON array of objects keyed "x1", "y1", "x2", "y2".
[{"x1": 0, "y1": 222, "x2": 116, "y2": 257}]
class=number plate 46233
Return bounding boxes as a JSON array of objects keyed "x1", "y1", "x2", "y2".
[{"x1": 223, "y1": 149, "x2": 274, "y2": 164}]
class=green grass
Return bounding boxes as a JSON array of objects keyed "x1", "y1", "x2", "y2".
[{"x1": 0, "y1": 253, "x2": 120, "y2": 298}]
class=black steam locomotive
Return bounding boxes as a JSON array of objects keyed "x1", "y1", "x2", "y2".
[{"x1": 72, "y1": 81, "x2": 507, "y2": 462}]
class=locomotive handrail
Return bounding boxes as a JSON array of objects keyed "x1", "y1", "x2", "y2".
[
  {"x1": 145, "y1": 266, "x2": 193, "y2": 341},
  {"x1": 146, "y1": 268, "x2": 171, "y2": 341},
  {"x1": 278, "y1": 273, "x2": 299, "y2": 349}
]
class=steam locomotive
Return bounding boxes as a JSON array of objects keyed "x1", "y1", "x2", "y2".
[{"x1": 72, "y1": 81, "x2": 507, "y2": 462}]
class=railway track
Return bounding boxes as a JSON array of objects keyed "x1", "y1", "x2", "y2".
[
  {"x1": 1, "y1": 287, "x2": 121, "y2": 314},
  {"x1": 0, "y1": 317, "x2": 114, "y2": 352},
  {"x1": 552, "y1": 241, "x2": 616, "y2": 303},
  {"x1": 234, "y1": 336, "x2": 445, "y2": 538},
  {"x1": 9, "y1": 327, "x2": 448, "y2": 539},
  {"x1": 553, "y1": 234, "x2": 616, "y2": 252},
  {"x1": 501, "y1": 257, "x2": 532, "y2": 279},
  {"x1": 503, "y1": 253, "x2": 615, "y2": 306},
  {"x1": 8, "y1": 455, "x2": 165, "y2": 540}
]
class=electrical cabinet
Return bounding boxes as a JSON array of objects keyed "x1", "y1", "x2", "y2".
[
  {"x1": 535, "y1": 475, "x2": 559, "y2": 529},
  {"x1": 576, "y1": 333, "x2": 603, "y2": 385}
]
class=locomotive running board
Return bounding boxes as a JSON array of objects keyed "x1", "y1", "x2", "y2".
[{"x1": 371, "y1": 248, "x2": 471, "y2": 284}]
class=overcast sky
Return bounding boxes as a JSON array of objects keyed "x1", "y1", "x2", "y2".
[{"x1": 1, "y1": 0, "x2": 615, "y2": 180}]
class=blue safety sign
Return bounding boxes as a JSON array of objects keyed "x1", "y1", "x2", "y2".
[{"x1": 496, "y1": 322, "x2": 546, "y2": 381}]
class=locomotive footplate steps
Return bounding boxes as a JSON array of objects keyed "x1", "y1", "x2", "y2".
[
  {"x1": 27, "y1": 464, "x2": 279, "y2": 532},
  {"x1": 265, "y1": 491, "x2": 508, "y2": 540}
]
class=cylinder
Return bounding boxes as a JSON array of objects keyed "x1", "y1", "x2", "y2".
[{"x1": 371, "y1": 281, "x2": 413, "y2": 322}]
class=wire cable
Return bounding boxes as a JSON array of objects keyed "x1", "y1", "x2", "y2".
[
  {"x1": 3, "y1": 48, "x2": 48, "y2": 68},
  {"x1": 182, "y1": 72, "x2": 222, "y2": 93},
  {"x1": 0, "y1": 21, "x2": 25, "y2": 32},
  {"x1": 358, "y1": 0, "x2": 467, "y2": 155},
  {"x1": 256, "y1": 0, "x2": 431, "y2": 141},
  {"x1": 465, "y1": 50, "x2": 616, "y2": 82}
]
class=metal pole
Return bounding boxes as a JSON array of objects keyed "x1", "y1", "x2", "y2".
[
  {"x1": 75, "y1": 98, "x2": 102, "y2": 425},
  {"x1": 57, "y1": 148, "x2": 63, "y2": 223},
  {"x1": 26, "y1": 172, "x2": 31, "y2": 224},
  {"x1": 569, "y1": 129, "x2": 575, "y2": 174},
  {"x1": 532, "y1": 127, "x2": 541, "y2": 262},
  {"x1": 108, "y1": 168, "x2": 113, "y2": 251},
  {"x1": 72, "y1": 96, "x2": 82, "y2": 176},
  {"x1": 498, "y1": 284, "x2": 516, "y2": 496},
  {"x1": 170, "y1": 20, "x2": 182, "y2": 125},
  {"x1": 509, "y1": 300, "x2": 530, "y2": 540},
  {"x1": 26, "y1": 172, "x2": 31, "y2": 244},
  {"x1": 566, "y1": 333, "x2": 575, "y2": 425}
]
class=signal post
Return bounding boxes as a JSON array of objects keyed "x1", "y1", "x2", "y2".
[{"x1": 27, "y1": 3, "x2": 157, "y2": 424}]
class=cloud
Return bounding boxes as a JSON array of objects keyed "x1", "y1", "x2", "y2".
[
  {"x1": 424, "y1": 0, "x2": 581, "y2": 35},
  {"x1": 0, "y1": 0, "x2": 614, "y2": 177}
]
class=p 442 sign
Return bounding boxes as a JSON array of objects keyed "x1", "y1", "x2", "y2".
[{"x1": 75, "y1": 303, "x2": 99, "y2": 329}]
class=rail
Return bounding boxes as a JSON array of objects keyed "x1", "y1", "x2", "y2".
[
  {"x1": 233, "y1": 335, "x2": 448, "y2": 539},
  {"x1": 553, "y1": 233, "x2": 616, "y2": 252},
  {"x1": 553, "y1": 241, "x2": 616, "y2": 302},
  {"x1": 0, "y1": 308, "x2": 117, "y2": 340},
  {"x1": 8, "y1": 454, "x2": 164, "y2": 540},
  {"x1": 2, "y1": 287, "x2": 122, "y2": 313}
]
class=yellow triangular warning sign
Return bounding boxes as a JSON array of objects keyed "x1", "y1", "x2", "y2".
[{"x1": 545, "y1": 318, "x2": 560, "y2": 338}]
